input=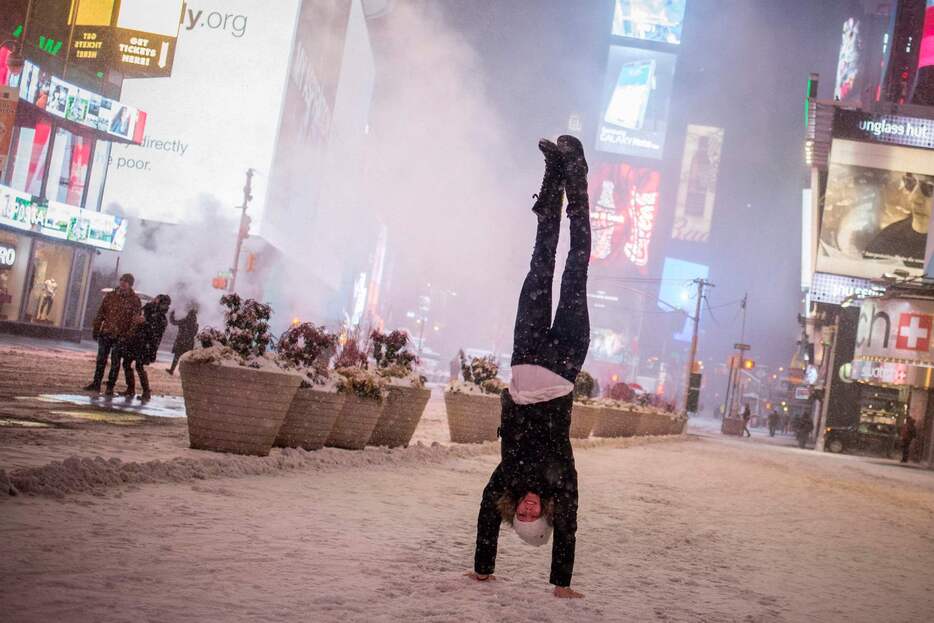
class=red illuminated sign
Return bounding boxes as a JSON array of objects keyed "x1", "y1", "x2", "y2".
[
  {"x1": 896, "y1": 313, "x2": 932, "y2": 351},
  {"x1": 589, "y1": 162, "x2": 660, "y2": 269}
]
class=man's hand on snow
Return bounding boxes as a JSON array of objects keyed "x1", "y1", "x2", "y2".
[
  {"x1": 464, "y1": 571, "x2": 495, "y2": 582},
  {"x1": 553, "y1": 586, "x2": 584, "y2": 599}
]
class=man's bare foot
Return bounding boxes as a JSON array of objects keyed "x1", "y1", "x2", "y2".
[
  {"x1": 464, "y1": 571, "x2": 496, "y2": 582},
  {"x1": 553, "y1": 586, "x2": 584, "y2": 599}
]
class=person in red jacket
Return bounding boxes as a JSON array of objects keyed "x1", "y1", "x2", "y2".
[{"x1": 83, "y1": 273, "x2": 142, "y2": 395}]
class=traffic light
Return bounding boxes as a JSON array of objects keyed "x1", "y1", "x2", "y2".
[
  {"x1": 239, "y1": 213, "x2": 252, "y2": 239},
  {"x1": 743, "y1": 359, "x2": 755, "y2": 370},
  {"x1": 245, "y1": 252, "x2": 256, "y2": 273},
  {"x1": 687, "y1": 372, "x2": 702, "y2": 413},
  {"x1": 212, "y1": 274, "x2": 228, "y2": 290}
]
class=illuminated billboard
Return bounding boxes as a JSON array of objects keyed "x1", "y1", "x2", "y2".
[
  {"x1": 671, "y1": 125, "x2": 723, "y2": 242},
  {"x1": 0, "y1": 183, "x2": 128, "y2": 251},
  {"x1": 658, "y1": 257, "x2": 708, "y2": 343},
  {"x1": 918, "y1": 0, "x2": 934, "y2": 70},
  {"x1": 103, "y1": 0, "x2": 307, "y2": 225},
  {"x1": 832, "y1": 12, "x2": 893, "y2": 107},
  {"x1": 596, "y1": 45, "x2": 676, "y2": 159},
  {"x1": 612, "y1": 0, "x2": 686, "y2": 45},
  {"x1": 817, "y1": 138, "x2": 934, "y2": 279},
  {"x1": 657, "y1": 257, "x2": 708, "y2": 313},
  {"x1": 591, "y1": 327, "x2": 628, "y2": 364},
  {"x1": 11, "y1": 60, "x2": 147, "y2": 143},
  {"x1": 589, "y1": 162, "x2": 661, "y2": 270}
]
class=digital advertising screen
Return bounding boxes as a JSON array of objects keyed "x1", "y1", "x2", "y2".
[
  {"x1": 657, "y1": 257, "x2": 708, "y2": 313},
  {"x1": 0, "y1": 184, "x2": 128, "y2": 251},
  {"x1": 918, "y1": 0, "x2": 934, "y2": 70},
  {"x1": 10, "y1": 60, "x2": 146, "y2": 143},
  {"x1": 671, "y1": 125, "x2": 723, "y2": 243},
  {"x1": 590, "y1": 327, "x2": 628, "y2": 364},
  {"x1": 817, "y1": 138, "x2": 934, "y2": 279},
  {"x1": 102, "y1": 0, "x2": 303, "y2": 225},
  {"x1": 832, "y1": 12, "x2": 893, "y2": 106},
  {"x1": 596, "y1": 45, "x2": 676, "y2": 159},
  {"x1": 589, "y1": 162, "x2": 661, "y2": 270},
  {"x1": 612, "y1": 0, "x2": 686, "y2": 45}
]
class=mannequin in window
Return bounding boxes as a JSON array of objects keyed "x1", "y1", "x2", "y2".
[
  {"x1": 37, "y1": 277, "x2": 57, "y2": 322},
  {"x1": 0, "y1": 270, "x2": 10, "y2": 319}
]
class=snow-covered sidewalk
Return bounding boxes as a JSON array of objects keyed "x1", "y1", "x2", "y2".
[{"x1": 3, "y1": 434, "x2": 933, "y2": 622}]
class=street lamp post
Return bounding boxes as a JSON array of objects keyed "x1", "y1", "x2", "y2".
[{"x1": 228, "y1": 168, "x2": 254, "y2": 294}]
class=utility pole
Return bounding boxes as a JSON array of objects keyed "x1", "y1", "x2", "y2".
[
  {"x1": 683, "y1": 278, "x2": 713, "y2": 414},
  {"x1": 723, "y1": 293, "x2": 749, "y2": 418},
  {"x1": 228, "y1": 168, "x2": 254, "y2": 294}
]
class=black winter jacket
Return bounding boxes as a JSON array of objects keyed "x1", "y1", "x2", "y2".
[
  {"x1": 128, "y1": 302, "x2": 168, "y2": 364},
  {"x1": 474, "y1": 390, "x2": 579, "y2": 587},
  {"x1": 170, "y1": 310, "x2": 198, "y2": 354}
]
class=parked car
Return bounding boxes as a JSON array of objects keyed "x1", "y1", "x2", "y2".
[{"x1": 823, "y1": 422, "x2": 899, "y2": 458}]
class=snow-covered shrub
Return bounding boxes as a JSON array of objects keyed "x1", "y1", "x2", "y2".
[
  {"x1": 574, "y1": 371, "x2": 595, "y2": 401},
  {"x1": 371, "y1": 329, "x2": 425, "y2": 388},
  {"x1": 332, "y1": 330, "x2": 385, "y2": 400},
  {"x1": 277, "y1": 323, "x2": 338, "y2": 384},
  {"x1": 448, "y1": 353, "x2": 504, "y2": 395},
  {"x1": 192, "y1": 294, "x2": 275, "y2": 367},
  {"x1": 336, "y1": 366, "x2": 385, "y2": 402}
]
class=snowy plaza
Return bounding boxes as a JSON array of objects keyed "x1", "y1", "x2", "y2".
[{"x1": 1, "y1": 345, "x2": 933, "y2": 622}]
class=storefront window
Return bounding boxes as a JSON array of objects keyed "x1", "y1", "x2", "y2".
[
  {"x1": 85, "y1": 141, "x2": 112, "y2": 211},
  {"x1": 0, "y1": 230, "x2": 32, "y2": 322},
  {"x1": 23, "y1": 240, "x2": 74, "y2": 327},
  {"x1": 7, "y1": 121, "x2": 52, "y2": 196},
  {"x1": 47, "y1": 127, "x2": 92, "y2": 206},
  {"x1": 63, "y1": 248, "x2": 92, "y2": 329}
]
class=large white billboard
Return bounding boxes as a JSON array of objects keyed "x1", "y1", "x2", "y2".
[{"x1": 102, "y1": 0, "x2": 301, "y2": 227}]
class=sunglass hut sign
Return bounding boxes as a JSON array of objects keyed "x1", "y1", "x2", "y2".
[
  {"x1": 835, "y1": 109, "x2": 934, "y2": 150},
  {"x1": 856, "y1": 298, "x2": 934, "y2": 365}
]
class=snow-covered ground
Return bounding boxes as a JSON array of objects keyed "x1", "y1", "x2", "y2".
[
  {"x1": 3, "y1": 432, "x2": 934, "y2": 622},
  {"x1": 3, "y1": 344, "x2": 934, "y2": 621}
]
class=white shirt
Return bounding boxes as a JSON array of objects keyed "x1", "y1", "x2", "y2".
[{"x1": 508, "y1": 364, "x2": 574, "y2": 405}]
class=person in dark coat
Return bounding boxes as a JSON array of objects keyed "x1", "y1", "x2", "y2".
[
  {"x1": 741, "y1": 404, "x2": 752, "y2": 437},
  {"x1": 167, "y1": 303, "x2": 199, "y2": 375},
  {"x1": 469, "y1": 136, "x2": 590, "y2": 599},
  {"x1": 125, "y1": 294, "x2": 171, "y2": 401},
  {"x1": 900, "y1": 416, "x2": 917, "y2": 463},
  {"x1": 84, "y1": 273, "x2": 142, "y2": 395},
  {"x1": 767, "y1": 409, "x2": 780, "y2": 437}
]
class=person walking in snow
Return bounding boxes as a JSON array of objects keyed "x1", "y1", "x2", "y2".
[
  {"x1": 467, "y1": 136, "x2": 590, "y2": 599},
  {"x1": 167, "y1": 303, "x2": 199, "y2": 375},
  {"x1": 741, "y1": 404, "x2": 752, "y2": 437},
  {"x1": 900, "y1": 416, "x2": 917, "y2": 463}
]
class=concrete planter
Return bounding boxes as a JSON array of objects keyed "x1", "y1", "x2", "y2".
[
  {"x1": 570, "y1": 403, "x2": 601, "y2": 439},
  {"x1": 275, "y1": 386, "x2": 345, "y2": 451},
  {"x1": 635, "y1": 411, "x2": 671, "y2": 436},
  {"x1": 668, "y1": 415, "x2": 688, "y2": 435},
  {"x1": 721, "y1": 417, "x2": 745, "y2": 436},
  {"x1": 180, "y1": 360, "x2": 301, "y2": 456},
  {"x1": 326, "y1": 393, "x2": 384, "y2": 450},
  {"x1": 445, "y1": 391, "x2": 500, "y2": 443},
  {"x1": 592, "y1": 405, "x2": 639, "y2": 438},
  {"x1": 368, "y1": 385, "x2": 431, "y2": 448}
]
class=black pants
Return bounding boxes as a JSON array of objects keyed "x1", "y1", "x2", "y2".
[
  {"x1": 92, "y1": 335, "x2": 118, "y2": 386},
  {"x1": 134, "y1": 359, "x2": 150, "y2": 395},
  {"x1": 107, "y1": 340, "x2": 134, "y2": 391},
  {"x1": 169, "y1": 352, "x2": 181, "y2": 373},
  {"x1": 901, "y1": 440, "x2": 912, "y2": 462},
  {"x1": 510, "y1": 210, "x2": 591, "y2": 383}
]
